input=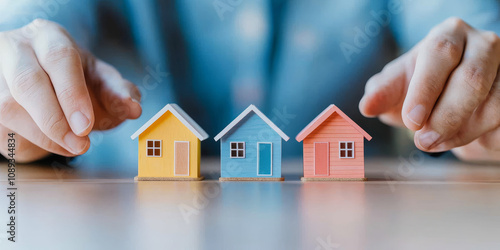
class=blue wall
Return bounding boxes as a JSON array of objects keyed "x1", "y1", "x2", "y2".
[{"x1": 220, "y1": 113, "x2": 283, "y2": 178}]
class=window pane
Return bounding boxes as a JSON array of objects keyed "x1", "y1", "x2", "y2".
[
  {"x1": 231, "y1": 150, "x2": 237, "y2": 157},
  {"x1": 347, "y1": 151, "x2": 353, "y2": 158},
  {"x1": 340, "y1": 150, "x2": 346, "y2": 158},
  {"x1": 155, "y1": 141, "x2": 161, "y2": 147},
  {"x1": 238, "y1": 143, "x2": 244, "y2": 149},
  {"x1": 148, "y1": 141, "x2": 154, "y2": 147},
  {"x1": 155, "y1": 149, "x2": 161, "y2": 156},
  {"x1": 147, "y1": 149, "x2": 154, "y2": 156},
  {"x1": 238, "y1": 150, "x2": 244, "y2": 157},
  {"x1": 340, "y1": 142, "x2": 345, "y2": 149},
  {"x1": 347, "y1": 142, "x2": 353, "y2": 149},
  {"x1": 231, "y1": 143, "x2": 237, "y2": 149}
]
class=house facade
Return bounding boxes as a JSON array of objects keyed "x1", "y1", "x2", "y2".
[
  {"x1": 214, "y1": 105, "x2": 289, "y2": 181},
  {"x1": 131, "y1": 104, "x2": 209, "y2": 181},
  {"x1": 296, "y1": 105, "x2": 372, "y2": 181}
]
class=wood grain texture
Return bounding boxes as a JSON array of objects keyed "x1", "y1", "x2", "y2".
[
  {"x1": 219, "y1": 177, "x2": 284, "y2": 181},
  {"x1": 301, "y1": 177, "x2": 366, "y2": 181},
  {"x1": 138, "y1": 111, "x2": 201, "y2": 178},
  {"x1": 135, "y1": 176, "x2": 204, "y2": 181},
  {"x1": 296, "y1": 104, "x2": 372, "y2": 141},
  {"x1": 302, "y1": 112, "x2": 365, "y2": 179}
]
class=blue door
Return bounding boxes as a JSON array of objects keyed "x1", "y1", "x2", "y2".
[{"x1": 258, "y1": 143, "x2": 272, "y2": 176}]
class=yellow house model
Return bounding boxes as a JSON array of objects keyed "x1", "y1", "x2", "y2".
[{"x1": 131, "y1": 104, "x2": 209, "y2": 181}]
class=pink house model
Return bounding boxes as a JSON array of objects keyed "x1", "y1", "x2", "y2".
[{"x1": 296, "y1": 105, "x2": 372, "y2": 181}]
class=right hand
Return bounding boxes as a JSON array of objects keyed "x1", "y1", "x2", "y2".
[{"x1": 0, "y1": 19, "x2": 142, "y2": 163}]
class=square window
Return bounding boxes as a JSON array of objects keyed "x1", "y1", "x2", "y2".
[
  {"x1": 147, "y1": 140, "x2": 162, "y2": 157},
  {"x1": 230, "y1": 142, "x2": 245, "y2": 158},
  {"x1": 339, "y1": 141, "x2": 354, "y2": 159}
]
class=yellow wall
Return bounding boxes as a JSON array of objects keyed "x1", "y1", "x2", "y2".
[{"x1": 137, "y1": 111, "x2": 201, "y2": 178}]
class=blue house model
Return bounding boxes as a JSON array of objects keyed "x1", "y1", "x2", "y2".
[{"x1": 214, "y1": 105, "x2": 290, "y2": 181}]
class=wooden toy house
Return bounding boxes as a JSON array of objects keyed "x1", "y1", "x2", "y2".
[
  {"x1": 131, "y1": 104, "x2": 209, "y2": 181},
  {"x1": 214, "y1": 105, "x2": 290, "y2": 181},
  {"x1": 296, "y1": 105, "x2": 372, "y2": 181}
]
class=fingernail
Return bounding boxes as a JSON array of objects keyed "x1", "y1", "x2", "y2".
[
  {"x1": 130, "y1": 88, "x2": 141, "y2": 103},
  {"x1": 63, "y1": 132, "x2": 88, "y2": 154},
  {"x1": 417, "y1": 130, "x2": 441, "y2": 149},
  {"x1": 70, "y1": 111, "x2": 91, "y2": 135},
  {"x1": 407, "y1": 104, "x2": 426, "y2": 126}
]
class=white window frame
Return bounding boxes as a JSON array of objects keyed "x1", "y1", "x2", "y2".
[
  {"x1": 230, "y1": 142, "x2": 246, "y2": 159},
  {"x1": 339, "y1": 141, "x2": 354, "y2": 159},
  {"x1": 146, "y1": 140, "x2": 162, "y2": 157}
]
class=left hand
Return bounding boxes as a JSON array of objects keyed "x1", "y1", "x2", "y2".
[
  {"x1": 359, "y1": 17, "x2": 500, "y2": 162},
  {"x1": 0, "y1": 19, "x2": 142, "y2": 163}
]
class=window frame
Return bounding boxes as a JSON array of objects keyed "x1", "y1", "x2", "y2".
[
  {"x1": 146, "y1": 140, "x2": 162, "y2": 157},
  {"x1": 229, "y1": 141, "x2": 246, "y2": 159},
  {"x1": 339, "y1": 141, "x2": 354, "y2": 159}
]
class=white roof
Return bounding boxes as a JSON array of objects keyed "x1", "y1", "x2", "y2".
[
  {"x1": 130, "y1": 103, "x2": 209, "y2": 141},
  {"x1": 214, "y1": 105, "x2": 289, "y2": 141}
]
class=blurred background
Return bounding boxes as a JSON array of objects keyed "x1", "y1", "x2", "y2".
[{"x1": 2, "y1": 0, "x2": 499, "y2": 168}]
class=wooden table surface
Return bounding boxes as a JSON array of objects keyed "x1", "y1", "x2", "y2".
[{"x1": 1, "y1": 156, "x2": 500, "y2": 250}]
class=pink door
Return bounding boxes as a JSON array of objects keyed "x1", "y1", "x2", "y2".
[
  {"x1": 314, "y1": 142, "x2": 329, "y2": 176},
  {"x1": 174, "y1": 141, "x2": 190, "y2": 176}
]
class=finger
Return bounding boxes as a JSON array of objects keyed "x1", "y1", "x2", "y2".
[
  {"x1": 29, "y1": 19, "x2": 94, "y2": 136},
  {"x1": 359, "y1": 49, "x2": 417, "y2": 118},
  {"x1": 451, "y1": 139, "x2": 500, "y2": 162},
  {"x1": 0, "y1": 69, "x2": 77, "y2": 157},
  {"x1": 378, "y1": 107, "x2": 405, "y2": 128},
  {"x1": 0, "y1": 36, "x2": 89, "y2": 155},
  {"x1": 478, "y1": 127, "x2": 500, "y2": 151},
  {"x1": 91, "y1": 59, "x2": 142, "y2": 126},
  {"x1": 0, "y1": 125, "x2": 52, "y2": 163},
  {"x1": 415, "y1": 31, "x2": 500, "y2": 151},
  {"x1": 402, "y1": 17, "x2": 468, "y2": 131},
  {"x1": 426, "y1": 69, "x2": 500, "y2": 152}
]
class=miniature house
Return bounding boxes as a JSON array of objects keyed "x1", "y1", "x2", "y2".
[
  {"x1": 214, "y1": 105, "x2": 290, "y2": 181},
  {"x1": 131, "y1": 104, "x2": 209, "y2": 181},
  {"x1": 296, "y1": 105, "x2": 372, "y2": 181}
]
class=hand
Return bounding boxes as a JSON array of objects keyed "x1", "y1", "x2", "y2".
[
  {"x1": 359, "y1": 17, "x2": 500, "y2": 162},
  {"x1": 0, "y1": 19, "x2": 142, "y2": 163}
]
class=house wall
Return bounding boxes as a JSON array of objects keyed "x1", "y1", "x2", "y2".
[
  {"x1": 138, "y1": 112, "x2": 201, "y2": 178},
  {"x1": 303, "y1": 113, "x2": 365, "y2": 178},
  {"x1": 220, "y1": 113, "x2": 283, "y2": 178}
]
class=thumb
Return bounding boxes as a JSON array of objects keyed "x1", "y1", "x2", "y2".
[{"x1": 359, "y1": 48, "x2": 417, "y2": 118}]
